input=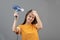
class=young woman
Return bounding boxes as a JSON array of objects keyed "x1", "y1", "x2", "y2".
[{"x1": 12, "y1": 9, "x2": 43, "y2": 40}]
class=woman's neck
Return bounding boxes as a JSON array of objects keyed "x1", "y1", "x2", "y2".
[{"x1": 25, "y1": 22, "x2": 31, "y2": 25}]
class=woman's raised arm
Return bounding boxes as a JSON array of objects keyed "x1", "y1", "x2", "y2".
[{"x1": 12, "y1": 12, "x2": 21, "y2": 34}]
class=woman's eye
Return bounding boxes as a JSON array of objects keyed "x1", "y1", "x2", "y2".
[
  {"x1": 32, "y1": 17, "x2": 34, "y2": 18},
  {"x1": 29, "y1": 15, "x2": 34, "y2": 19},
  {"x1": 29, "y1": 16, "x2": 31, "y2": 17}
]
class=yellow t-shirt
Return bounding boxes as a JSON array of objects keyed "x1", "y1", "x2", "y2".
[{"x1": 17, "y1": 24, "x2": 39, "y2": 40}]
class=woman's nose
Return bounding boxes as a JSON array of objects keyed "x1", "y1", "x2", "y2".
[
  {"x1": 30, "y1": 17, "x2": 33, "y2": 20},
  {"x1": 30, "y1": 17, "x2": 32, "y2": 19}
]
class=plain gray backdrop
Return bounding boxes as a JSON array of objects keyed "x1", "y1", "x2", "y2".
[{"x1": 0, "y1": 0, "x2": 60, "y2": 40}]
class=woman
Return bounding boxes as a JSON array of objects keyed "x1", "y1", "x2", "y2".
[{"x1": 12, "y1": 9, "x2": 43, "y2": 40}]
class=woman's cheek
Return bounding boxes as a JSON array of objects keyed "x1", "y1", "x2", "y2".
[
  {"x1": 31, "y1": 18, "x2": 34, "y2": 22},
  {"x1": 27, "y1": 17, "x2": 31, "y2": 22}
]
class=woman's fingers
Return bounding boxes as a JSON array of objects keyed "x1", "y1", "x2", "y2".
[
  {"x1": 14, "y1": 12, "x2": 19, "y2": 17},
  {"x1": 32, "y1": 10, "x2": 38, "y2": 16},
  {"x1": 14, "y1": 12, "x2": 19, "y2": 20}
]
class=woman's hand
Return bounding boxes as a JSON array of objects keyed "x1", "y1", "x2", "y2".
[
  {"x1": 32, "y1": 10, "x2": 39, "y2": 17},
  {"x1": 14, "y1": 11, "x2": 19, "y2": 20}
]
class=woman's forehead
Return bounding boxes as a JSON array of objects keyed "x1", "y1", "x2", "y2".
[{"x1": 28, "y1": 13, "x2": 35, "y2": 17}]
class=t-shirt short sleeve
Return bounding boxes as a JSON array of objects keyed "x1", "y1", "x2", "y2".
[
  {"x1": 33, "y1": 24, "x2": 39, "y2": 31},
  {"x1": 17, "y1": 24, "x2": 22, "y2": 34},
  {"x1": 17, "y1": 24, "x2": 22, "y2": 29}
]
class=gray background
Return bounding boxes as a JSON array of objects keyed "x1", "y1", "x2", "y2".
[{"x1": 0, "y1": 0, "x2": 60, "y2": 40}]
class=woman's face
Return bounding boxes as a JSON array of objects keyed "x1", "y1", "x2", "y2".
[{"x1": 26, "y1": 11, "x2": 35, "y2": 23}]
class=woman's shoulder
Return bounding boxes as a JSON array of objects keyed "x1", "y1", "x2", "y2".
[
  {"x1": 17, "y1": 24, "x2": 23, "y2": 27},
  {"x1": 17, "y1": 24, "x2": 26, "y2": 27},
  {"x1": 32, "y1": 24, "x2": 36, "y2": 26}
]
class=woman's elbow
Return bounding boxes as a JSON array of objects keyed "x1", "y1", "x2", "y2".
[
  {"x1": 12, "y1": 27, "x2": 16, "y2": 32},
  {"x1": 12, "y1": 29, "x2": 16, "y2": 32},
  {"x1": 40, "y1": 26, "x2": 43, "y2": 29},
  {"x1": 40, "y1": 24, "x2": 43, "y2": 29},
  {"x1": 39, "y1": 26, "x2": 43, "y2": 30}
]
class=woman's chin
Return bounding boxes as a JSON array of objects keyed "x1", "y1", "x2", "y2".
[{"x1": 27, "y1": 21, "x2": 31, "y2": 24}]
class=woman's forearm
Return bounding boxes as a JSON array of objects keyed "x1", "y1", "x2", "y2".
[
  {"x1": 12, "y1": 20, "x2": 17, "y2": 31},
  {"x1": 12, "y1": 19, "x2": 18, "y2": 32},
  {"x1": 35, "y1": 14, "x2": 43, "y2": 29}
]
